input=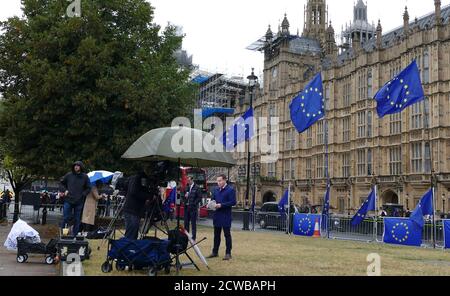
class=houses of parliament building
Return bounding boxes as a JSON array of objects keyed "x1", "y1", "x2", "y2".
[{"x1": 233, "y1": 0, "x2": 450, "y2": 215}]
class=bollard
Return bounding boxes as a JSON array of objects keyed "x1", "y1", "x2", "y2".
[
  {"x1": 0, "y1": 203, "x2": 5, "y2": 220},
  {"x1": 242, "y1": 209, "x2": 250, "y2": 231},
  {"x1": 42, "y1": 207, "x2": 47, "y2": 225}
]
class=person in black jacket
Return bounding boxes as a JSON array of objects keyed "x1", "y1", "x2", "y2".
[
  {"x1": 60, "y1": 161, "x2": 91, "y2": 236},
  {"x1": 123, "y1": 171, "x2": 152, "y2": 240},
  {"x1": 183, "y1": 176, "x2": 203, "y2": 241}
]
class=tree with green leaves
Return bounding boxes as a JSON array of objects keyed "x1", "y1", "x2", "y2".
[{"x1": 0, "y1": 0, "x2": 195, "y2": 181}]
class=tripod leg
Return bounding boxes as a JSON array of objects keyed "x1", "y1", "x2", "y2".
[{"x1": 184, "y1": 252, "x2": 200, "y2": 271}]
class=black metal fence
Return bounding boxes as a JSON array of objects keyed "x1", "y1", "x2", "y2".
[{"x1": 6, "y1": 201, "x2": 124, "y2": 225}]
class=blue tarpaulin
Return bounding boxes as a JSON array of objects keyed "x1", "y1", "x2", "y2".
[
  {"x1": 192, "y1": 75, "x2": 210, "y2": 84},
  {"x1": 202, "y1": 108, "x2": 235, "y2": 119}
]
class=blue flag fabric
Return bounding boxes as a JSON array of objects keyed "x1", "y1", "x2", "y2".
[
  {"x1": 163, "y1": 187, "x2": 177, "y2": 213},
  {"x1": 444, "y1": 220, "x2": 450, "y2": 249},
  {"x1": 289, "y1": 73, "x2": 325, "y2": 133},
  {"x1": 278, "y1": 190, "x2": 289, "y2": 216},
  {"x1": 221, "y1": 107, "x2": 255, "y2": 151},
  {"x1": 293, "y1": 214, "x2": 322, "y2": 237},
  {"x1": 374, "y1": 60, "x2": 424, "y2": 118},
  {"x1": 321, "y1": 186, "x2": 330, "y2": 231},
  {"x1": 410, "y1": 189, "x2": 434, "y2": 228},
  {"x1": 383, "y1": 218, "x2": 422, "y2": 247},
  {"x1": 351, "y1": 189, "x2": 376, "y2": 226}
]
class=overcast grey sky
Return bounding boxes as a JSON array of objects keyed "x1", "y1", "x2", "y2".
[{"x1": 1, "y1": 0, "x2": 449, "y2": 79}]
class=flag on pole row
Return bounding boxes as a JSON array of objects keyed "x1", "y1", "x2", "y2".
[
  {"x1": 289, "y1": 73, "x2": 325, "y2": 134},
  {"x1": 221, "y1": 107, "x2": 255, "y2": 151},
  {"x1": 383, "y1": 218, "x2": 422, "y2": 247},
  {"x1": 278, "y1": 189, "x2": 289, "y2": 216},
  {"x1": 409, "y1": 189, "x2": 434, "y2": 228},
  {"x1": 293, "y1": 214, "x2": 322, "y2": 237},
  {"x1": 351, "y1": 188, "x2": 376, "y2": 226},
  {"x1": 374, "y1": 60, "x2": 425, "y2": 118}
]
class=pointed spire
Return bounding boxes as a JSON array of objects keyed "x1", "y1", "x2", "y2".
[
  {"x1": 325, "y1": 21, "x2": 337, "y2": 56},
  {"x1": 376, "y1": 19, "x2": 383, "y2": 49},
  {"x1": 265, "y1": 25, "x2": 273, "y2": 42},
  {"x1": 404, "y1": 6, "x2": 410, "y2": 35},
  {"x1": 281, "y1": 13, "x2": 290, "y2": 35}
]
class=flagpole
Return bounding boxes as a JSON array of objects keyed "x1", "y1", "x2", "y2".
[
  {"x1": 432, "y1": 186, "x2": 436, "y2": 249},
  {"x1": 428, "y1": 105, "x2": 436, "y2": 249},
  {"x1": 287, "y1": 182, "x2": 291, "y2": 235},
  {"x1": 374, "y1": 183, "x2": 378, "y2": 242},
  {"x1": 325, "y1": 118, "x2": 330, "y2": 239}
]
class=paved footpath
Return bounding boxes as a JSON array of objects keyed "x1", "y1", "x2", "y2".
[{"x1": 0, "y1": 222, "x2": 57, "y2": 276}]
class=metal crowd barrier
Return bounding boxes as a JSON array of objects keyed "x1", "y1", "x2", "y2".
[
  {"x1": 324, "y1": 215, "x2": 445, "y2": 248},
  {"x1": 327, "y1": 215, "x2": 377, "y2": 242}
]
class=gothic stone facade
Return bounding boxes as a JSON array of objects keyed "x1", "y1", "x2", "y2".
[{"x1": 234, "y1": 0, "x2": 450, "y2": 215}]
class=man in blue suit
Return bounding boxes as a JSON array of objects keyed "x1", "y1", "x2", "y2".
[{"x1": 208, "y1": 174, "x2": 236, "y2": 261}]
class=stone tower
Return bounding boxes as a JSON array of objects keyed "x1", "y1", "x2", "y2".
[{"x1": 303, "y1": 0, "x2": 328, "y2": 42}]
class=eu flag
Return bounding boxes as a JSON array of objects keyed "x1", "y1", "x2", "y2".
[
  {"x1": 321, "y1": 186, "x2": 330, "y2": 231},
  {"x1": 444, "y1": 220, "x2": 450, "y2": 249},
  {"x1": 410, "y1": 189, "x2": 434, "y2": 228},
  {"x1": 221, "y1": 107, "x2": 255, "y2": 151},
  {"x1": 278, "y1": 190, "x2": 289, "y2": 216},
  {"x1": 163, "y1": 187, "x2": 177, "y2": 213},
  {"x1": 374, "y1": 60, "x2": 424, "y2": 118},
  {"x1": 293, "y1": 214, "x2": 322, "y2": 237},
  {"x1": 383, "y1": 218, "x2": 422, "y2": 247},
  {"x1": 289, "y1": 73, "x2": 325, "y2": 133},
  {"x1": 351, "y1": 188, "x2": 376, "y2": 226}
]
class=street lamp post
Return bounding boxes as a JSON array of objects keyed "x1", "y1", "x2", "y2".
[
  {"x1": 243, "y1": 68, "x2": 258, "y2": 231},
  {"x1": 347, "y1": 193, "x2": 351, "y2": 216},
  {"x1": 442, "y1": 193, "x2": 446, "y2": 215},
  {"x1": 406, "y1": 193, "x2": 410, "y2": 211}
]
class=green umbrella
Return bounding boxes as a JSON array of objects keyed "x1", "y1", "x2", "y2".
[{"x1": 121, "y1": 127, "x2": 236, "y2": 168}]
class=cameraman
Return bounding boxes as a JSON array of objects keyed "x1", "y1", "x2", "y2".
[{"x1": 123, "y1": 171, "x2": 151, "y2": 240}]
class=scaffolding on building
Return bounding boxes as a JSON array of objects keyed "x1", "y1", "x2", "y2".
[
  {"x1": 191, "y1": 69, "x2": 247, "y2": 110},
  {"x1": 190, "y1": 69, "x2": 248, "y2": 183}
]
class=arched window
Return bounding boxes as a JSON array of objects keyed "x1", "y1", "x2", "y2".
[
  {"x1": 424, "y1": 142, "x2": 431, "y2": 173},
  {"x1": 367, "y1": 111, "x2": 373, "y2": 138},
  {"x1": 367, "y1": 69, "x2": 373, "y2": 98},
  {"x1": 423, "y1": 49, "x2": 430, "y2": 84},
  {"x1": 423, "y1": 97, "x2": 430, "y2": 128}
]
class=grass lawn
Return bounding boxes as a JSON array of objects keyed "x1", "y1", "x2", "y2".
[{"x1": 83, "y1": 224, "x2": 450, "y2": 276}]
